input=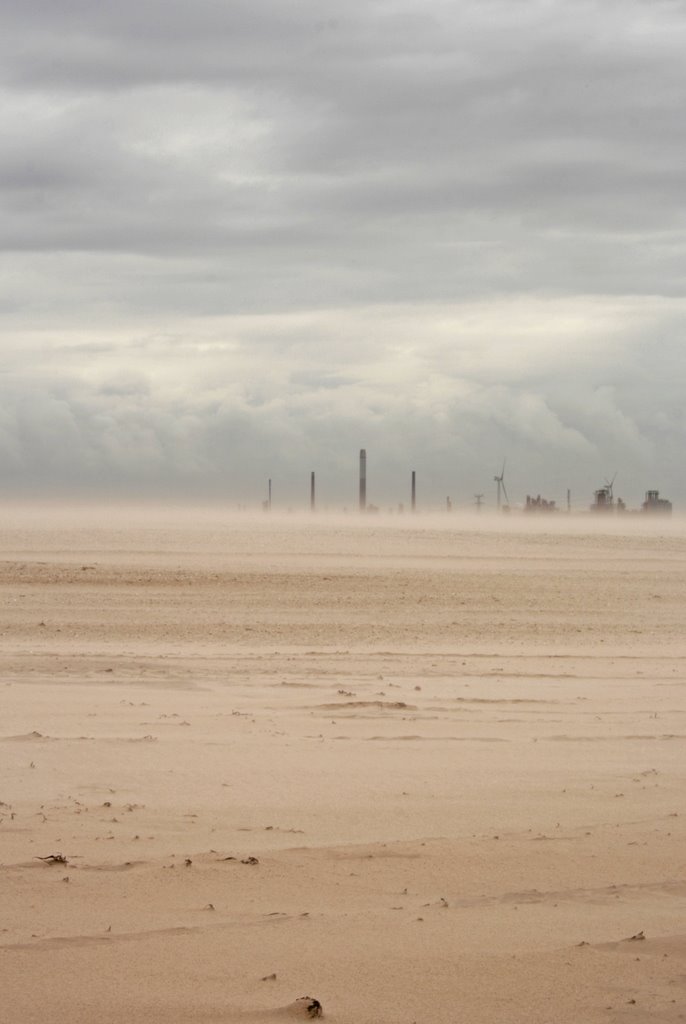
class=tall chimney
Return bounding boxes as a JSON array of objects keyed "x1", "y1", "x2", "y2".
[
  {"x1": 359, "y1": 449, "x2": 366, "y2": 512},
  {"x1": 411, "y1": 470, "x2": 416, "y2": 512},
  {"x1": 311, "y1": 471, "x2": 315, "y2": 512}
]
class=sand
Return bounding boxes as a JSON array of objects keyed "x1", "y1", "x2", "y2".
[{"x1": 2, "y1": 506, "x2": 685, "y2": 1023}]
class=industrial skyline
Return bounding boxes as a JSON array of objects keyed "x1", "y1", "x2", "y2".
[{"x1": 257, "y1": 450, "x2": 674, "y2": 516}]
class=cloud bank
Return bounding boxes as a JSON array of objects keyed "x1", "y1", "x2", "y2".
[{"x1": 1, "y1": 1, "x2": 684, "y2": 508}]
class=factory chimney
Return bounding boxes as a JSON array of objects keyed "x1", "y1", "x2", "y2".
[{"x1": 359, "y1": 449, "x2": 367, "y2": 512}]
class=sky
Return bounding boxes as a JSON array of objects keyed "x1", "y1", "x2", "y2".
[{"x1": 1, "y1": 0, "x2": 685, "y2": 510}]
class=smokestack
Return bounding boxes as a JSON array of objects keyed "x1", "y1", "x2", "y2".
[
  {"x1": 411, "y1": 470, "x2": 416, "y2": 512},
  {"x1": 359, "y1": 449, "x2": 366, "y2": 512},
  {"x1": 268, "y1": 478, "x2": 272, "y2": 511},
  {"x1": 311, "y1": 471, "x2": 315, "y2": 512}
]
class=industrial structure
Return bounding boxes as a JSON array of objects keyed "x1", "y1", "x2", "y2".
[
  {"x1": 590, "y1": 476, "x2": 626, "y2": 513},
  {"x1": 524, "y1": 494, "x2": 557, "y2": 513},
  {"x1": 359, "y1": 449, "x2": 366, "y2": 512},
  {"x1": 642, "y1": 490, "x2": 672, "y2": 514}
]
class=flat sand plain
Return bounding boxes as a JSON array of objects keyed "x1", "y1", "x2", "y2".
[{"x1": 2, "y1": 506, "x2": 686, "y2": 1024}]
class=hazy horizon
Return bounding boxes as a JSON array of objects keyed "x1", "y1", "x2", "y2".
[
  {"x1": 1, "y1": 498, "x2": 684, "y2": 536},
  {"x1": 0, "y1": 458, "x2": 676, "y2": 515}
]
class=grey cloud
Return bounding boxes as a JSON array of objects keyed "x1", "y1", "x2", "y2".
[
  {"x1": 4, "y1": 0, "x2": 686, "y2": 278},
  {"x1": 0, "y1": 0, "x2": 684, "y2": 503}
]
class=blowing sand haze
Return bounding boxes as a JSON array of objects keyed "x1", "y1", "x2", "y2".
[{"x1": 2, "y1": 507, "x2": 686, "y2": 1023}]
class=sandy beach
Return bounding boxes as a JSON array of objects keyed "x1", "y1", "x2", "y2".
[{"x1": 2, "y1": 507, "x2": 685, "y2": 1024}]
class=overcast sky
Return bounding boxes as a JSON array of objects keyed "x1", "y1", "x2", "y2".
[{"x1": 2, "y1": 0, "x2": 684, "y2": 509}]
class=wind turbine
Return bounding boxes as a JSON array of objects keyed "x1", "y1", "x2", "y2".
[
  {"x1": 494, "y1": 460, "x2": 510, "y2": 510},
  {"x1": 605, "y1": 472, "x2": 617, "y2": 503}
]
